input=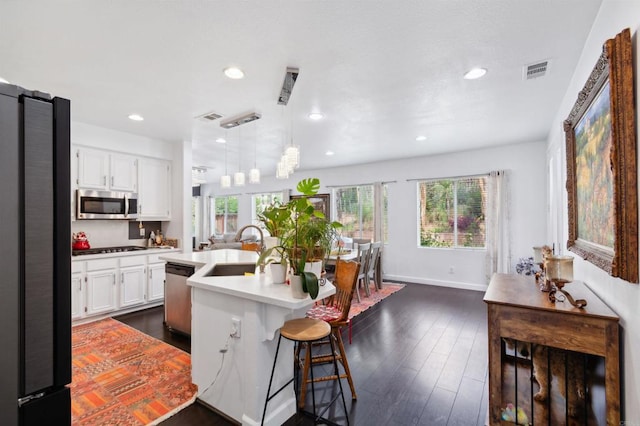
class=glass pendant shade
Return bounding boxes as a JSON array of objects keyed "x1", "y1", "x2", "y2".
[
  {"x1": 234, "y1": 171, "x2": 246, "y2": 186},
  {"x1": 285, "y1": 146, "x2": 300, "y2": 169},
  {"x1": 276, "y1": 159, "x2": 289, "y2": 179},
  {"x1": 220, "y1": 174, "x2": 231, "y2": 188},
  {"x1": 249, "y1": 167, "x2": 260, "y2": 184}
]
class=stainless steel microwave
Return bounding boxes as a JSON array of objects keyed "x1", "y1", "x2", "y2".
[{"x1": 76, "y1": 190, "x2": 138, "y2": 220}]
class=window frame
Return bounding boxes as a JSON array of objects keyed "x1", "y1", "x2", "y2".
[
  {"x1": 416, "y1": 175, "x2": 487, "y2": 250},
  {"x1": 209, "y1": 195, "x2": 239, "y2": 235}
]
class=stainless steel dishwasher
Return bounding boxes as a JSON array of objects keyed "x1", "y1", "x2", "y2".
[{"x1": 164, "y1": 262, "x2": 195, "y2": 336}]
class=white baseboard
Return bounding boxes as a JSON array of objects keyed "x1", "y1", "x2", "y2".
[{"x1": 383, "y1": 274, "x2": 487, "y2": 292}]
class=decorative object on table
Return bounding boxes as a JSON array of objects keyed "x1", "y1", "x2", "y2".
[
  {"x1": 70, "y1": 318, "x2": 197, "y2": 425},
  {"x1": 564, "y1": 27, "x2": 638, "y2": 283},
  {"x1": 501, "y1": 403, "x2": 530, "y2": 425},
  {"x1": 545, "y1": 255, "x2": 587, "y2": 308},
  {"x1": 533, "y1": 245, "x2": 553, "y2": 291},
  {"x1": 72, "y1": 231, "x2": 90, "y2": 250},
  {"x1": 515, "y1": 257, "x2": 535, "y2": 276}
]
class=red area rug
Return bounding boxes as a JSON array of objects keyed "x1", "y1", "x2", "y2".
[
  {"x1": 348, "y1": 281, "x2": 405, "y2": 320},
  {"x1": 70, "y1": 318, "x2": 197, "y2": 425}
]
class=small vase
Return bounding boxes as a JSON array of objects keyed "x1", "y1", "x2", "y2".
[
  {"x1": 290, "y1": 274, "x2": 307, "y2": 299},
  {"x1": 269, "y1": 262, "x2": 287, "y2": 284}
]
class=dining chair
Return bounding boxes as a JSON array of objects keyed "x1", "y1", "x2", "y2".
[
  {"x1": 303, "y1": 259, "x2": 360, "y2": 406},
  {"x1": 355, "y1": 243, "x2": 371, "y2": 302},
  {"x1": 368, "y1": 241, "x2": 383, "y2": 291}
]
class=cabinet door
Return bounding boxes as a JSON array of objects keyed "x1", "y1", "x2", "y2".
[
  {"x1": 120, "y1": 265, "x2": 146, "y2": 307},
  {"x1": 86, "y1": 270, "x2": 116, "y2": 315},
  {"x1": 147, "y1": 263, "x2": 165, "y2": 302},
  {"x1": 110, "y1": 154, "x2": 137, "y2": 192},
  {"x1": 77, "y1": 148, "x2": 108, "y2": 190},
  {"x1": 138, "y1": 158, "x2": 171, "y2": 219},
  {"x1": 71, "y1": 272, "x2": 83, "y2": 320}
]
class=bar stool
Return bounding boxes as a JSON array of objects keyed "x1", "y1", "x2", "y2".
[{"x1": 262, "y1": 318, "x2": 349, "y2": 426}]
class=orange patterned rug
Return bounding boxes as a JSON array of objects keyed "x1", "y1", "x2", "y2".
[
  {"x1": 348, "y1": 281, "x2": 406, "y2": 320},
  {"x1": 70, "y1": 318, "x2": 197, "y2": 425}
]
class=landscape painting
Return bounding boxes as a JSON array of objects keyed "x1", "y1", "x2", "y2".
[{"x1": 574, "y1": 81, "x2": 614, "y2": 249}]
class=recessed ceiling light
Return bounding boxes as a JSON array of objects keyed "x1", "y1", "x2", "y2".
[
  {"x1": 215, "y1": 138, "x2": 227, "y2": 144},
  {"x1": 463, "y1": 67, "x2": 487, "y2": 80},
  {"x1": 224, "y1": 67, "x2": 245, "y2": 79},
  {"x1": 416, "y1": 135, "x2": 427, "y2": 141},
  {"x1": 0, "y1": 76, "x2": 9, "y2": 84},
  {"x1": 308, "y1": 112, "x2": 324, "y2": 120},
  {"x1": 325, "y1": 151, "x2": 334, "y2": 156},
  {"x1": 128, "y1": 114, "x2": 144, "y2": 121}
]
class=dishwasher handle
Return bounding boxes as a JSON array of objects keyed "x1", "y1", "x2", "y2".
[{"x1": 165, "y1": 262, "x2": 195, "y2": 277}]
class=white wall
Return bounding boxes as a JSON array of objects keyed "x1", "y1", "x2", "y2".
[
  {"x1": 546, "y1": 1, "x2": 640, "y2": 420},
  {"x1": 203, "y1": 140, "x2": 546, "y2": 290}
]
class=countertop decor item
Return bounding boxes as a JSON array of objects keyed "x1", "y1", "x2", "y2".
[{"x1": 72, "y1": 232, "x2": 90, "y2": 250}]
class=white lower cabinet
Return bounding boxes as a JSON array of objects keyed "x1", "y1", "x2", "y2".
[
  {"x1": 73, "y1": 252, "x2": 172, "y2": 322},
  {"x1": 86, "y1": 269, "x2": 117, "y2": 316},
  {"x1": 148, "y1": 262, "x2": 166, "y2": 302},
  {"x1": 71, "y1": 270, "x2": 83, "y2": 320},
  {"x1": 119, "y1": 265, "x2": 146, "y2": 307}
]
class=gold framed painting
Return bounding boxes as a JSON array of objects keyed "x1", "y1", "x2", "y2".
[{"x1": 564, "y1": 28, "x2": 638, "y2": 283}]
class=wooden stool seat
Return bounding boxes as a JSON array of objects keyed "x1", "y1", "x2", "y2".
[
  {"x1": 280, "y1": 318, "x2": 331, "y2": 342},
  {"x1": 262, "y1": 317, "x2": 349, "y2": 426}
]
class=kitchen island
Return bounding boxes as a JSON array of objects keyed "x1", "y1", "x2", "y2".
[{"x1": 159, "y1": 249, "x2": 336, "y2": 425}]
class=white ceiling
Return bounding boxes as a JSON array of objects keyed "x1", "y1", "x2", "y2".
[{"x1": 0, "y1": 1, "x2": 602, "y2": 184}]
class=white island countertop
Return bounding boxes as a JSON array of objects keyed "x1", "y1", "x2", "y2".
[{"x1": 160, "y1": 249, "x2": 335, "y2": 310}]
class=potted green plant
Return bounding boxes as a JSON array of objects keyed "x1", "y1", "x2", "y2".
[
  {"x1": 283, "y1": 178, "x2": 342, "y2": 299},
  {"x1": 257, "y1": 178, "x2": 342, "y2": 299}
]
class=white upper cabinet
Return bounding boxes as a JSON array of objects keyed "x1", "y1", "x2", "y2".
[
  {"x1": 76, "y1": 148, "x2": 137, "y2": 192},
  {"x1": 109, "y1": 153, "x2": 138, "y2": 192},
  {"x1": 138, "y1": 158, "x2": 172, "y2": 220}
]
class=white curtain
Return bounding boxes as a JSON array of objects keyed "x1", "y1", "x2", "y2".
[
  {"x1": 373, "y1": 182, "x2": 384, "y2": 242},
  {"x1": 485, "y1": 170, "x2": 512, "y2": 283}
]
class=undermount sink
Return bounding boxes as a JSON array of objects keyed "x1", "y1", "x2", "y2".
[{"x1": 204, "y1": 263, "x2": 257, "y2": 277}]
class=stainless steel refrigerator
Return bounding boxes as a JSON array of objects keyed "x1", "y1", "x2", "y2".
[{"x1": 0, "y1": 83, "x2": 71, "y2": 425}]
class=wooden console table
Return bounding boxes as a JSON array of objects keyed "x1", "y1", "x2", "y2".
[{"x1": 484, "y1": 273, "x2": 620, "y2": 425}]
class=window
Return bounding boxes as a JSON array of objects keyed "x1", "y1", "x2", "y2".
[
  {"x1": 418, "y1": 177, "x2": 486, "y2": 248},
  {"x1": 252, "y1": 192, "x2": 285, "y2": 232},
  {"x1": 334, "y1": 185, "x2": 375, "y2": 240},
  {"x1": 209, "y1": 196, "x2": 238, "y2": 235}
]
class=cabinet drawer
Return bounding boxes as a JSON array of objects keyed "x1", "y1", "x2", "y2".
[
  {"x1": 147, "y1": 254, "x2": 166, "y2": 264},
  {"x1": 120, "y1": 255, "x2": 147, "y2": 268},
  {"x1": 86, "y1": 258, "x2": 118, "y2": 271}
]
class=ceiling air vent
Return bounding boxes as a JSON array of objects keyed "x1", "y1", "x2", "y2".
[
  {"x1": 277, "y1": 67, "x2": 299, "y2": 105},
  {"x1": 524, "y1": 60, "x2": 549, "y2": 80},
  {"x1": 196, "y1": 111, "x2": 223, "y2": 122}
]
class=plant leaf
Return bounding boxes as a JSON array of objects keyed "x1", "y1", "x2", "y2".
[
  {"x1": 297, "y1": 178, "x2": 320, "y2": 196},
  {"x1": 302, "y1": 271, "x2": 319, "y2": 299}
]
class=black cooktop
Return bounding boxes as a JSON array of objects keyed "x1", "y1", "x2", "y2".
[{"x1": 72, "y1": 245, "x2": 147, "y2": 256}]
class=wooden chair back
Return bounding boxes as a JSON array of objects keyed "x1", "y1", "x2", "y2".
[{"x1": 329, "y1": 259, "x2": 360, "y2": 324}]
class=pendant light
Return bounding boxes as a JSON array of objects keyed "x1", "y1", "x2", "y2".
[
  {"x1": 234, "y1": 127, "x2": 245, "y2": 186},
  {"x1": 275, "y1": 106, "x2": 290, "y2": 179},
  {"x1": 220, "y1": 137, "x2": 231, "y2": 188},
  {"x1": 249, "y1": 122, "x2": 260, "y2": 184}
]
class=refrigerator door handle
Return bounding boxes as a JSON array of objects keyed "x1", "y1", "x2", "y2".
[{"x1": 18, "y1": 392, "x2": 45, "y2": 407}]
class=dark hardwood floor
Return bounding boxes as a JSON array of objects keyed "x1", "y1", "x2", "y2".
[{"x1": 115, "y1": 283, "x2": 489, "y2": 425}]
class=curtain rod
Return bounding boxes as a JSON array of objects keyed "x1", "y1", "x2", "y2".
[
  {"x1": 325, "y1": 180, "x2": 397, "y2": 189},
  {"x1": 243, "y1": 189, "x2": 290, "y2": 195},
  {"x1": 406, "y1": 172, "x2": 491, "y2": 182}
]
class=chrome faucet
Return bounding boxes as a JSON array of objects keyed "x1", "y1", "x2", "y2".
[{"x1": 235, "y1": 224, "x2": 265, "y2": 272}]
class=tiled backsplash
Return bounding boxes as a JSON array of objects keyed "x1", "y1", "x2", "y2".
[{"x1": 71, "y1": 220, "x2": 161, "y2": 248}]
